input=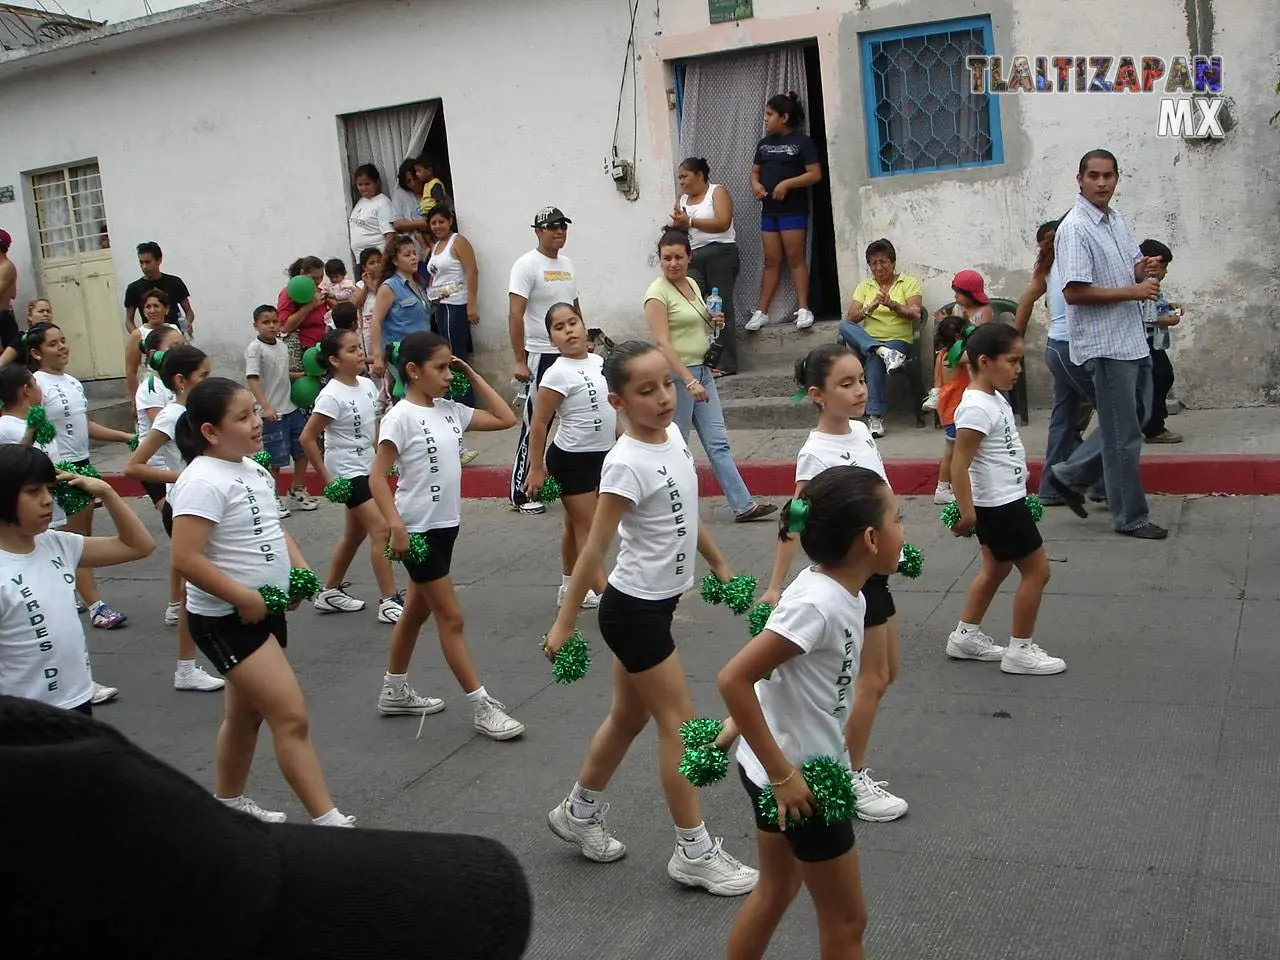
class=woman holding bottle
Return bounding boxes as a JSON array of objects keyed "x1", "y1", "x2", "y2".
[{"x1": 672, "y1": 157, "x2": 739, "y2": 377}]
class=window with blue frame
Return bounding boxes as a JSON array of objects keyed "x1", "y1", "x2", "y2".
[{"x1": 859, "y1": 17, "x2": 1003, "y2": 177}]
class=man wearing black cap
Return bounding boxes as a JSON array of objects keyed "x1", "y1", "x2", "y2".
[
  {"x1": 507, "y1": 206, "x2": 582, "y2": 515},
  {"x1": 0, "y1": 229, "x2": 17, "y2": 351}
]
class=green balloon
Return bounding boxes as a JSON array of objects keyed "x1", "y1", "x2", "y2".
[
  {"x1": 287, "y1": 275, "x2": 316, "y2": 304},
  {"x1": 301, "y1": 346, "x2": 326, "y2": 378},
  {"x1": 290, "y1": 375, "x2": 322, "y2": 409}
]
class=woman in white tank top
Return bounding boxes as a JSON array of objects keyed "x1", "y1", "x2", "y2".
[
  {"x1": 671, "y1": 157, "x2": 740, "y2": 376},
  {"x1": 424, "y1": 206, "x2": 479, "y2": 366}
]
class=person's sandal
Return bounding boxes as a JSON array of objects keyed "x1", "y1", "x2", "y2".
[{"x1": 734, "y1": 503, "x2": 778, "y2": 523}]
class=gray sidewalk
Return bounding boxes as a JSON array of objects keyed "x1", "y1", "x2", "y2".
[{"x1": 84, "y1": 493, "x2": 1278, "y2": 959}]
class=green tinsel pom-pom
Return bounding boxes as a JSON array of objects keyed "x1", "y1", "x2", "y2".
[
  {"x1": 897, "y1": 544, "x2": 924, "y2": 579},
  {"x1": 323, "y1": 477, "x2": 352, "y2": 504},
  {"x1": 1025, "y1": 493, "x2": 1044, "y2": 523},
  {"x1": 27, "y1": 406, "x2": 57, "y2": 446},
  {"x1": 126, "y1": 432, "x2": 139, "y2": 452},
  {"x1": 386, "y1": 465, "x2": 399, "y2": 479},
  {"x1": 939, "y1": 500, "x2": 974, "y2": 537},
  {"x1": 679, "y1": 717, "x2": 724, "y2": 749},
  {"x1": 755, "y1": 756, "x2": 857, "y2": 827},
  {"x1": 251, "y1": 450, "x2": 273, "y2": 470},
  {"x1": 258, "y1": 585, "x2": 289, "y2": 615},
  {"x1": 287, "y1": 567, "x2": 321, "y2": 603},
  {"x1": 747, "y1": 602, "x2": 772, "y2": 637},
  {"x1": 679, "y1": 743, "x2": 730, "y2": 787},
  {"x1": 385, "y1": 532, "x2": 431, "y2": 564},
  {"x1": 446, "y1": 369, "x2": 471, "y2": 399},
  {"x1": 700, "y1": 574, "x2": 724, "y2": 605},
  {"x1": 534, "y1": 477, "x2": 562, "y2": 503},
  {"x1": 548, "y1": 629, "x2": 591, "y2": 684},
  {"x1": 722, "y1": 575, "x2": 758, "y2": 615},
  {"x1": 52, "y1": 460, "x2": 95, "y2": 516}
]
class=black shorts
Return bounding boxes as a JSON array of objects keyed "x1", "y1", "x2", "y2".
[
  {"x1": 739, "y1": 765, "x2": 855, "y2": 863},
  {"x1": 187, "y1": 610, "x2": 289, "y2": 675},
  {"x1": 161, "y1": 500, "x2": 173, "y2": 538},
  {"x1": 343, "y1": 474, "x2": 374, "y2": 510},
  {"x1": 597, "y1": 584, "x2": 679, "y2": 673},
  {"x1": 401, "y1": 526, "x2": 460, "y2": 584},
  {"x1": 861, "y1": 573, "x2": 895, "y2": 629},
  {"x1": 545, "y1": 443, "x2": 607, "y2": 497},
  {"x1": 975, "y1": 498, "x2": 1043, "y2": 563},
  {"x1": 0, "y1": 309, "x2": 18, "y2": 349},
  {"x1": 142, "y1": 481, "x2": 168, "y2": 506}
]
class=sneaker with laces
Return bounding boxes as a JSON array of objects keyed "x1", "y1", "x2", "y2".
[
  {"x1": 1000, "y1": 641, "x2": 1066, "y2": 675},
  {"x1": 922, "y1": 387, "x2": 940, "y2": 411},
  {"x1": 933, "y1": 482, "x2": 954, "y2": 505},
  {"x1": 377, "y1": 593, "x2": 404, "y2": 624},
  {"x1": 945, "y1": 627, "x2": 1006, "y2": 661},
  {"x1": 851, "y1": 768, "x2": 908, "y2": 822},
  {"x1": 316, "y1": 813, "x2": 358, "y2": 828},
  {"x1": 90, "y1": 681, "x2": 120, "y2": 705},
  {"x1": 164, "y1": 602, "x2": 181, "y2": 626},
  {"x1": 460, "y1": 448, "x2": 480, "y2": 465},
  {"x1": 867, "y1": 415, "x2": 886, "y2": 438},
  {"x1": 91, "y1": 603, "x2": 127, "y2": 630},
  {"x1": 378, "y1": 682, "x2": 446, "y2": 716},
  {"x1": 879, "y1": 347, "x2": 907, "y2": 372},
  {"x1": 313, "y1": 587, "x2": 367, "y2": 614},
  {"x1": 473, "y1": 696, "x2": 525, "y2": 740},
  {"x1": 175, "y1": 665, "x2": 226, "y2": 692},
  {"x1": 743, "y1": 310, "x2": 770, "y2": 332},
  {"x1": 516, "y1": 501, "x2": 546, "y2": 515},
  {"x1": 276, "y1": 497, "x2": 292, "y2": 519},
  {"x1": 229, "y1": 796, "x2": 287, "y2": 823},
  {"x1": 547, "y1": 800, "x2": 626, "y2": 862},
  {"x1": 289, "y1": 488, "x2": 320, "y2": 511},
  {"x1": 667, "y1": 839, "x2": 758, "y2": 896},
  {"x1": 794, "y1": 308, "x2": 815, "y2": 330},
  {"x1": 556, "y1": 586, "x2": 601, "y2": 609}
]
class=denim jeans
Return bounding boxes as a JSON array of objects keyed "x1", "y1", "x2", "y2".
[
  {"x1": 673, "y1": 364, "x2": 753, "y2": 516},
  {"x1": 1050, "y1": 356, "x2": 1153, "y2": 532},
  {"x1": 837, "y1": 320, "x2": 910, "y2": 416},
  {"x1": 1040, "y1": 337, "x2": 1096, "y2": 500}
]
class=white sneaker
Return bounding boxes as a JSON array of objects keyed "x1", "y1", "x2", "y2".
[
  {"x1": 945, "y1": 627, "x2": 1006, "y2": 661},
  {"x1": 460, "y1": 448, "x2": 479, "y2": 466},
  {"x1": 289, "y1": 488, "x2": 319, "y2": 512},
  {"x1": 473, "y1": 696, "x2": 525, "y2": 740},
  {"x1": 922, "y1": 387, "x2": 940, "y2": 412},
  {"x1": 313, "y1": 587, "x2": 366, "y2": 614},
  {"x1": 867, "y1": 415, "x2": 886, "y2": 438},
  {"x1": 164, "y1": 602, "x2": 181, "y2": 626},
  {"x1": 316, "y1": 813, "x2": 358, "y2": 828},
  {"x1": 556, "y1": 586, "x2": 601, "y2": 609},
  {"x1": 90, "y1": 681, "x2": 119, "y2": 705},
  {"x1": 933, "y1": 482, "x2": 955, "y2": 505},
  {"x1": 377, "y1": 682, "x2": 446, "y2": 716},
  {"x1": 547, "y1": 799, "x2": 626, "y2": 863},
  {"x1": 851, "y1": 768, "x2": 908, "y2": 822},
  {"x1": 377, "y1": 593, "x2": 404, "y2": 624},
  {"x1": 794, "y1": 308, "x2": 815, "y2": 330},
  {"x1": 667, "y1": 839, "x2": 758, "y2": 897},
  {"x1": 175, "y1": 665, "x2": 225, "y2": 692},
  {"x1": 1000, "y1": 641, "x2": 1067, "y2": 676},
  {"x1": 276, "y1": 497, "x2": 292, "y2": 519},
  {"x1": 228, "y1": 795, "x2": 287, "y2": 824},
  {"x1": 879, "y1": 347, "x2": 907, "y2": 372},
  {"x1": 517, "y1": 501, "x2": 546, "y2": 515},
  {"x1": 744, "y1": 310, "x2": 770, "y2": 332}
]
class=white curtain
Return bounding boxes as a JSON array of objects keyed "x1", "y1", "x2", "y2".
[
  {"x1": 31, "y1": 162, "x2": 107, "y2": 260},
  {"x1": 679, "y1": 45, "x2": 808, "y2": 323},
  {"x1": 342, "y1": 101, "x2": 438, "y2": 203}
]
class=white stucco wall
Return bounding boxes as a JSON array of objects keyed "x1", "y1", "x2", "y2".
[{"x1": 0, "y1": 0, "x2": 1277, "y2": 405}]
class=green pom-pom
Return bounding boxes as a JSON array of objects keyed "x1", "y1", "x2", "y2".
[
  {"x1": 287, "y1": 567, "x2": 321, "y2": 603},
  {"x1": 679, "y1": 717, "x2": 724, "y2": 749},
  {"x1": 52, "y1": 460, "x2": 94, "y2": 516},
  {"x1": 323, "y1": 477, "x2": 352, "y2": 504},
  {"x1": 747, "y1": 602, "x2": 772, "y2": 637},
  {"x1": 446, "y1": 369, "x2": 471, "y2": 399},
  {"x1": 939, "y1": 500, "x2": 974, "y2": 537},
  {"x1": 722, "y1": 575, "x2": 758, "y2": 615},
  {"x1": 897, "y1": 544, "x2": 924, "y2": 579},
  {"x1": 1025, "y1": 493, "x2": 1044, "y2": 523},
  {"x1": 258, "y1": 585, "x2": 289, "y2": 614},
  {"x1": 549, "y1": 629, "x2": 591, "y2": 684},
  {"x1": 251, "y1": 450, "x2": 273, "y2": 469},
  {"x1": 755, "y1": 756, "x2": 856, "y2": 827},
  {"x1": 386, "y1": 465, "x2": 399, "y2": 479},
  {"x1": 127, "y1": 432, "x2": 139, "y2": 452},
  {"x1": 385, "y1": 532, "x2": 431, "y2": 564},
  {"x1": 534, "y1": 477, "x2": 562, "y2": 503},
  {"x1": 700, "y1": 573, "x2": 724, "y2": 605},
  {"x1": 679, "y1": 743, "x2": 730, "y2": 787},
  {"x1": 27, "y1": 406, "x2": 57, "y2": 446},
  {"x1": 77, "y1": 463, "x2": 101, "y2": 481}
]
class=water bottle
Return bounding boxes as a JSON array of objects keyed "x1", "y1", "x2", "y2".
[{"x1": 705, "y1": 287, "x2": 723, "y2": 317}]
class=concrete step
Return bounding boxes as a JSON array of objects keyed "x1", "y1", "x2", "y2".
[
  {"x1": 87, "y1": 380, "x2": 135, "y2": 435},
  {"x1": 734, "y1": 316, "x2": 839, "y2": 371}
]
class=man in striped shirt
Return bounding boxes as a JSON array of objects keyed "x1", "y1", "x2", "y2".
[{"x1": 1045, "y1": 149, "x2": 1168, "y2": 540}]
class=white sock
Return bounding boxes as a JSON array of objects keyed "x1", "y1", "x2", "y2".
[
  {"x1": 384, "y1": 672, "x2": 407, "y2": 688},
  {"x1": 311, "y1": 808, "x2": 350, "y2": 826},
  {"x1": 568, "y1": 782, "x2": 598, "y2": 819},
  {"x1": 560, "y1": 575, "x2": 572, "y2": 589},
  {"x1": 676, "y1": 823, "x2": 713, "y2": 859},
  {"x1": 957, "y1": 620, "x2": 980, "y2": 635},
  {"x1": 1011, "y1": 636, "x2": 1031, "y2": 648},
  {"x1": 176, "y1": 659, "x2": 196, "y2": 677},
  {"x1": 466, "y1": 686, "x2": 489, "y2": 704},
  {"x1": 89, "y1": 600, "x2": 104, "y2": 615},
  {"x1": 214, "y1": 794, "x2": 242, "y2": 807},
  {"x1": 937, "y1": 481, "x2": 952, "y2": 490},
  {"x1": 167, "y1": 601, "x2": 181, "y2": 609}
]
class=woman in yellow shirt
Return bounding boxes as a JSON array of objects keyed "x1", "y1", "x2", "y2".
[{"x1": 837, "y1": 238, "x2": 923, "y2": 437}]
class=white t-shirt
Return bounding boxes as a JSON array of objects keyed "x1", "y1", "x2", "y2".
[
  {"x1": 134, "y1": 376, "x2": 175, "y2": 470},
  {"x1": 244, "y1": 337, "x2": 295, "y2": 416},
  {"x1": 312, "y1": 376, "x2": 379, "y2": 479},
  {"x1": 148, "y1": 401, "x2": 187, "y2": 498},
  {"x1": 0, "y1": 415, "x2": 64, "y2": 528},
  {"x1": 34, "y1": 371, "x2": 89, "y2": 462},
  {"x1": 0, "y1": 531, "x2": 92, "y2": 709},
  {"x1": 378, "y1": 398, "x2": 474, "y2": 532},
  {"x1": 736, "y1": 566, "x2": 863, "y2": 789},
  {"x1": 171, "y1": 456, "x2": 290, "y2": 617},
  {"x1": 541, "y1": 354, "x2": 615, "y2": 454},
  {"x1": 600, "y1": 424, "x2": 699, "y2": 601},
  {"x1": 349, "y1": 194, "x2": 394, "y2": 257},
  {"x1": 795, "y1": 420, "x2": 889, "y2": 488},
  {"x1": 953, "y1": 389, "x2": 1027, "y2": 507},
  {"x1": 357, "y1": 279, "x2": 378, "y2": 326},
  {"x1": 508, "y1": 250, "x2": 577, "y2": 356}
]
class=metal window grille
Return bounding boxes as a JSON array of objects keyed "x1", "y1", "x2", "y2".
[
  {"x1": 31, "y1": 162, "x2": 108, "y2": 261},
  {"x1": 860, "y1": 19, "x2": 1002, "y2": 177}
]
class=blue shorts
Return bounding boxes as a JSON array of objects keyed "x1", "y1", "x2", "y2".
[
  {"x1": 943, "y1": 423, "x2": 957, "y2": 443},
  {"x1": 761, "y1": 213, "x2": 809, "y2": 233},
  {"x1": 261, "y1": 408, "x2": 306, "y2": 467}
]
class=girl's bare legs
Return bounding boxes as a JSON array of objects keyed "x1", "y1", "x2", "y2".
[
  {"x1": 803, "y1": 849, "x2": 869, "y2": 960},
  {"x1": 214, "y1": 675, "x2": 262, "y2": 799},
  {"x1": 66, "y1": 505, "x2": 100, "y2": 606},
  {"x1": 353, "y1": 500, "x2": 396, "y2": 598},
  {"x1": 625, "y1": 652, "x2": 702, "y2": 828},
  {"x1": 562, "y1": 491, "x2": 608, "y2": 595},
  {"x1": 323, "y1": 508, "x2": 367, "y2": 590},
  {"x1": 386, "y1": 580, "x2": 429, "y2": 675},
  {"x1": 959, "y1": 546, "x2": 1013, "y2": 625},
  {"x1": 726, "y1": 832, "x2": 802, "y2": 960},
  {"x1": 779, "y1": 228, "x2": 811, "y2": 310},
  {"x1": 757, "y1": 232, "x2": 784, "y2": 313},
  {"x1": 1010, "y1": 546, "x2": 1050, "y2": 638},
  {"x1": 938, "y1": 442, "x2": 954, "y2": 485},
  {"x1": 168, "y1": 559, "x2": 183, "y2": 606},
  {"x1": 577, "y1": 658, "x2": 651, "y2": 791},
  {"x1": 420, "y1": 577, "x2": 481, "y2": 693},
  {"x1": 846, "y1": 617, "x2": 900, "y2": 769}
]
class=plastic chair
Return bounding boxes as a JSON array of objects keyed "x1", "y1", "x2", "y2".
[
  {"x1": 836, "y1": 310, "x2": 929, "y2": 427},
  {"x1": 936, "y1": 298, "x2": 1029, "y2": 425}
]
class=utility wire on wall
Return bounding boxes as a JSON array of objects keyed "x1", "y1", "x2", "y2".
[{"x1": 610, "y1": 0, "x2": 641, "y2": 201}]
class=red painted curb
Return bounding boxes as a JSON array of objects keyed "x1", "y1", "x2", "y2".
[{"x1": 99, "y1": 455, "x2": 1279, "y2": 500}]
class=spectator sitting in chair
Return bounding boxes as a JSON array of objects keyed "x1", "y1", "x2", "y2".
[
  {"x1": 838, "y1": 238, "x2": 923, "y2": 438},
  {"x1": 923, "y1": 269, "x2": 995, "y2": 411}
]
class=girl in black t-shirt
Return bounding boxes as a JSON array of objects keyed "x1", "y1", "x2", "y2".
[{"x1": 746, "y1": 92, "x2": 823, "y2": 333}]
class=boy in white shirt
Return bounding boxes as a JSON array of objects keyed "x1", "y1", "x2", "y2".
[{"x1": 245, "y1": 306, "x2": 312, "y2": 517}]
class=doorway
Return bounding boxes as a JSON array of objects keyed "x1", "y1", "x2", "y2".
[{"x1": 676, "y1": 41, "x2": 841, "y2": 324}]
